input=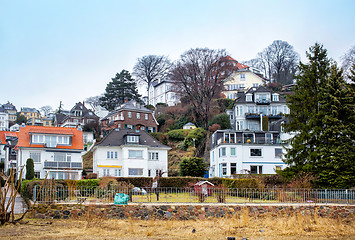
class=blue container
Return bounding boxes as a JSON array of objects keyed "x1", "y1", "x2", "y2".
[{"x1": 114, "y1": 193, "x2": 129, "y2": 205}]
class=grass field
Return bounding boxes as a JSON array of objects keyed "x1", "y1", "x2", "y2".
[{"x1": 1, "y1": 210, "x2": 354, "y2": 240}]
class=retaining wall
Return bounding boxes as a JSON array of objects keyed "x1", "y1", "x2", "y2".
[{"x1": 32, "y1": 204, "x2": 355, "y2": 220}]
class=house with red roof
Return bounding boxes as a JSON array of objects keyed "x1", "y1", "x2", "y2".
[{"x1": 16, "y1": 125, "x2": 84, "y2": 180}]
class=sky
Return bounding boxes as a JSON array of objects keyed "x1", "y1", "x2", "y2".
[{"x1": 0, "y1": 0, "x2": 354, "y2": 112}]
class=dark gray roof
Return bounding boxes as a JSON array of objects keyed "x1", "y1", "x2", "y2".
[
  {"x1": 102, "y1": 100, "x2": 153, "y2": 120},
  {"x1": 235, "y1": 86, "x2": 286, "y2": 104},
  {"x1": 96, "y1": 129, "x2": 170, "y2": 149},
  {"x1": 21, "y1": 107, "x2": 39, "y2": 113},
  {"x1": 69, "y1": 102, "x2": 99, "y2": 119},
  {"x1": 55, "y1": 113, "x2": 67, "y2": 124},
  {"x1": 2, "y1": 102, "x2": 17, "y2": 111}
]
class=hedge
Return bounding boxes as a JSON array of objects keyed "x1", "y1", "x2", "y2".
[{"x1": 166, "y1": 129, "x2": 190, "y2": 141}]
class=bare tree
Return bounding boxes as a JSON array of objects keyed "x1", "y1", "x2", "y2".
[
  {"x1": 85, "y1": 95, "x2": 102, "y2": 110},
  {"x1": 341, "y1": 46, "x2": 355, "y2": 82},
  {"x1": 245, "y1": 40, "x2": 299, "y2": 84},
  {"x1": 40, "y1": 105, "x2": 53, "y2": 116},
  {"x1": 171, "y1": 48, "x2": 232, "y2": 128},
  {"x1": 133, "y1": 55, "x2": 172, "y2": 103}
]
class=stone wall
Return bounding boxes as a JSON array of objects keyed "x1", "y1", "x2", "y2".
[{"x1": 32, "y1": 204, "x2": 355, "y2": 220}]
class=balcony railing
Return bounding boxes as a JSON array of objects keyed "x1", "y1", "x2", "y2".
[
  {"x1": 255, "y1": 99, "x2": 271, "y2": 105},
  {"x1": 221, "y1": 137, "x2": 281, "y2": 145},
  {"x1": 44, "y1": 161, "x2": 83, "y2": 169},
  {"x1": 245, "y1": 113, "x2": 260, "y2": 119}
]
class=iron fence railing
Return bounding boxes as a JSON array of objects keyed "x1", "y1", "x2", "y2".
[{"x1": 33, "y1": 186, "x2": 355, "y2": 205}]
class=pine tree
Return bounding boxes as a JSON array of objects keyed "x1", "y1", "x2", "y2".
[
  {"x1": 100, "y1": 70, "x2": 141, "y2": 111},
  {"x1": 284, "y1": 43, "x2": 355, "y2": 188}
]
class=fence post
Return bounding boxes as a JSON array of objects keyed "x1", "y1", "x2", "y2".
[{"x1": 33, "y1": 185, "x2": 37, "y2": 202}]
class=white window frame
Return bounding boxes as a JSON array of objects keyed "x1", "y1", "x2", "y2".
[
  {"x1": 30, "y1": 151, "x2": 41, "y2": 163},
  {"x1": 128, "y1": 150, "x2": 143, "y2": 159}
]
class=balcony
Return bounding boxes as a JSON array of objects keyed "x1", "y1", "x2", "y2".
[
  {"x1": 44, "y1": 161, "x2": 82, "y2": 169},
  {"x1": 268, "y1": 114, "x2": 283, "y2": 119},
  {"x1": 255, "y1": 99, "x2": 271, "y2": 105},
  {"x1": 245, "y1": 113, "x2": 260, "y2": 119}
]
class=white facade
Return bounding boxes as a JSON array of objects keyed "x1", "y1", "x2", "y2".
[
  {"x1": 148, "y1": 80, "x2": 179, "y2": 107},
  {"x1": 10, "y1": 124, "x2": 20, "y2": 132},
  {"x1": 93, "y1": 145, "x2": 169, "y2": 178},
  {"x1": 93, "y1": 129, "x2": 170, "y2": 178},
  {"x1": 209, "y1": 130, "x2": 287, "y2": 177},
  {"x1": 0, "y1": 112, "x2": 9, "y2": 131},
  {"x1": 17, "y1": 148, "x2": 83, "y2": 180}
]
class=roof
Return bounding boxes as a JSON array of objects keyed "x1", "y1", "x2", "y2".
[
  {"x1": 235, "y1": 86, "x2": 286, "y2": 104},
  {"x1": 0, "y1": 131, "x2": 19, "y2": 145},
  {"x1": 21, "y1": 107, "x2": 40, "y2": 113},
  {"x1": 69, "y1": 102, "x2": 99, "y2": 119},
  {"x1": 184, "y1": 122, "x2": 195, "y2": 126},
  {"x1": 220, "y1": 55, "x2": 249, "y2": 70},
  {"x1": 1, "y1": 102, "x2": 17, "y2": 111},
  {"x1": 55, "y1": 113, "x2": 67, "y2": 124},
  {"x1": 102, "y1": 100, "x2": 153, "y2": 120},
  {"x1": 195, "y1": 181, "x2": 214, "y2": 186},
  {"x1": 16, "y1": 125, "x2": 83, "y2": 150},
  {"x1": 96, "y1": 129, "x2": 170, "y2": 149}
]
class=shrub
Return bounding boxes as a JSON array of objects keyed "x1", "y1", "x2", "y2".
[
  {"x1": 86, "y1": 173, "x2": 98, "y2": 179},
  {"x1": 166, "y1": 129, "x2": 190, "y2": 141},
  {"x1": 216, "y1": 98, "x2": 234, "y2": 110},
  {"x1": 77, "y1": 179, "x2": 99, "y2": 187},
  {"x1": 25, "y1": 158, "x2": 35, "y2": 180},
  {"x1": 208, "y1": 123, "x2": 221, "y2": 133},
  {"x1": 180, "y1": 157, "x2": 207, "y2": 177},
  {"x1": 149, "y1": 132, "x2": 169, "y2": 145},
  {"x1": 172, "y1": 116, "x2": 190, "y2": 130},
  {"x1": 145, "y1": 104, "x2": 155, "y2": 111},
  {"x1": 156, "y1": 113, "x2": 171, "y2": 126},
  {"x1": 183, "y1": 127, "x2": 207, "y2": 149},
  {"x1": 156, "y1": 102, "x2": 168, "y2": 107},
  {"x1": 208, "y1": 113, "x2": 231, "y2": 130}
]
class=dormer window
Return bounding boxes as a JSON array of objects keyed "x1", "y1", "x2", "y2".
[
  {"x1": 246, "y1": 94, "x2": 252, "y2": 102},
  {"x1": 272, "y1": 94, "x2": 279, "y2": 102},
  {"x1": 127, "y1": 135, "x2": 139, "y2": 144}
]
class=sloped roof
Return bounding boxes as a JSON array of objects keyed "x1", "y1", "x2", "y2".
[
  {"x1": 21, "y1": 107, "x2": 39, "y2": 113},
  {"x1": 102, "y1": 100, "x2": 153, "y2": 120},
  {"x1": 0, "y1": 131, "x2": 19, "y2": 145},
  {"x1": 2, "y1": 102, "x2": 17, "y2": 111},
  {"x1": 16, "y1": 125, "x2": 83, "y2": 150},
  {"x1": 96, "y1": 129, "x2": 170, "y2": 149},
  {"x1": 236, "y1": 86, "x2": 286, "y2": 104},
  {"x1": 69, "y1": 102, "x2": 99, "y2": 119}
]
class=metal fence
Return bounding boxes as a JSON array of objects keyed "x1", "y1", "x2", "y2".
[{"x1": 33, "y1": 186, "x2": 355, "y2": 205}]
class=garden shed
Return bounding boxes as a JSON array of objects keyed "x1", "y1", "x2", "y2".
[{"x1": 194, "y1": 181, "x2": 214, "y2": 196}]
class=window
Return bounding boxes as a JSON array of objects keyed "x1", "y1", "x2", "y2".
[
  {"x1": 128, "y1": 112, "x2": 132, "y2": 118},
  {"x1": 240, "y1": 74, "x2": 246, "y2": 80},
  {"x1": 275, "y1": 148, "x2": 283, "y2": 158},
  {"x1": 128, "y1": 150, "x2": 143, "y2": 158},
  {"x1": 221, "y1": 163, "x2": 227, "y2": 175},
  {"x1": 34, "y1": 172, "x2": 40, "y2": 178},
  {"x1": 250, "y1": 148, "x2": 262, "y2": 157},
  {"x1": 145, "y1": 114, "x2": 148, "y2": 120},
  {"x1": 115, "y1": 152, "x2": 118, "y2": 159},
  {"x1": 129, "y1": 168, "x2": 143, "y2": 176},
  {"x1": 253, "y1": 83, "x2": 259, "y2": 88},
  {"x1": 230, "y1": 163, "x2": 236, "y2": 175},
  {"x1": 114, "y1": 169, "x2": 121, "y2": 176},
  {"x1": 107, "y1": 151, "x2": 110, "y2": 158},
  {"x1": 236, "y1": 121, "x2": 244, "y2": 130},
  {"x1": 103, "y1": 169, "x2": 110, "y2": 176},
  {"x1": 136, "y1": 113, "x2": 140, "y2": 119},
  {"x1": 66, "y1": 154, "x2": 71, "y2": 162},
  {"x1": 54, "y1": 152, "x2": 66, "y2": 162},
  {"x1": 250, "y1": 166, "x2": 263, "y2": 174},
  {"x1": 30, "y1": 152, "x2": 41, "y2": 163},
  {"x1": 219, "y1": 147, "x2": 226, "y2": 157},
  {"x1": 230, "y1": 147, "x2": 236, "y2": 156},
  {"x1": 246, "y1": 94, "x2": 252, "y2": 102},
  {"x1": 272, "y1": 94, "x2": 279, "y2": 101},
  {"x1": 148, "y1": 169, "x2": 151, "y2": 177},
  {"x1": 110, "y1": 151, "x2": 113, "y2": 158},
  {"x1": 149, "y1": 152, "x2": 159, "y2": 160},
  {"x1": 283, "y1": 106, "x2": 288, "y2": 114},
  {"x1": 127, "y1": 135, "x2": 139, "y2": 143}
]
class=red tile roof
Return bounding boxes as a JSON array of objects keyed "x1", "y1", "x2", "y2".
[
  {"x1": 0, "y1": 131, "x2": 19, "y2": 145},
  {"x1": 220, "y1": 55, "x2": 249, "y2": 70},
  {"x1": 17, "y1": 126, "x2": 83, "y2": 150}
]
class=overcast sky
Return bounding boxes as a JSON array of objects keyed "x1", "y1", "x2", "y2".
[{"x1": 0, "y1": 0, "x2": 354, "y2": 111}]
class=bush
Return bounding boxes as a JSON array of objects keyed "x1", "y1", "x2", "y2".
[
  {"x1": 145, "y1": 104, "x2": 155, "y2": 111},
  {"x1": 216, "y1": 98, "x2": 234, "y2": 110},
  {"x1": 156, "y1": 113, "x2": 171, "y2": 126},
  {"x1": 166, "y1": 129, "x2": 190, "y2": 141},
  {"x1": 172, "y1": 116, "x2": 190, "y2": 130},
  {"x1": 183, "y1": 127, "x2": 207, "y2": 149},
  {"x1": 208, "y1": 113, "x2": 231, "y2": 130},
  {"x1": 149, "y1": 132, "x2": 169, "y2": 145},
  {"x1": 25, "y1": 158, "x2": 35, "y2": 180},
  {"x1": 156, "y1": 102, "x2": 168, "y2": 107},
  {"x1": 180, "y1": 157, "x2": 207, "y2": 177}
]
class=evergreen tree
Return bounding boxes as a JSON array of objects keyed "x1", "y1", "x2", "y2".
[
  {"x1": 100, "y1": 70, "x2": 141, "y2": 111},
  {"x1": 26, "y1": 158, "x2": 35, "y2": 180},
  {"x1": 284, "y1": 43, "x2": 355, "y2": 188},
  {"x1": 179, "y1": 157, "x2": 207, "y2": 177}
]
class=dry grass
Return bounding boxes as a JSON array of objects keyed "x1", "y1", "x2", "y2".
[{"x1": 0, "y1": 211, "x2": 354, "y2": 240}]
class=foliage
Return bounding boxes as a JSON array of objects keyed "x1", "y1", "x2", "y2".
[
  {"x1": 149, "y1": 132, "x2": 169, "y2": 145},
  {"x1": 171, "y1": 48, "x2": 233, "y2": 128},
  {"x1": 208, "y1": 113, "x2": 231, "y2": 130},
  {"x1": 25, "y1": 158, "x2": 34, "y2": 180},
  {"x1": 15, "y1": 113, "x2": 27, "y2": 124},
  {"x1": 172, "y1": 116, "x2": 190, "y2": 130},
  {"x1": 216, "y1": 98, "x2": 234, "y2": 111},
  {"x1": 183, "y1": 127, "x2": 207, "y2": 149},
  {"x1": 208, "y1": 123, "x2": 221, "y2": 133},
  {"x1": 166, "y1": 129, "x2": 190, "y2": 141},
  {"x1": 179, "y1": 157, "x2": 207, "y2": 177},
  {"x1": 341, "y1": 46, "x2": 355, "y2": 82},
  {"x1": 156, "y1": 114, "x2": 171, "y2": 127},
  {"x1": 144, "y1": 104, "x2": 155, "y2": 111},
  {"x1": 99, "y1": 70, "x2": 141, "y2": 111},
  {"x1": 266, "y1": 82, "x2": 282, "y2": 92},
  {"x1": 77, "y1": 179, "x2": 99, "y2": 187},
  {"x1": 156, "y1": 102, "x2": 168, "y2": 107},
  {"x1": 86, "y1": 173, "x2": 98, "y2": 179},
  {"x1": 83, "y1": 120, "x2": 101, "y2": 139},
  {"x1": 284, "y1": 43, "x2": 355, "y2": 189}
]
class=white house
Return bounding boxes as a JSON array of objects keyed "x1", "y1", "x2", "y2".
[
  {"x1": 209, "y1": 129, "x2": 287, "y2": 177},
  {"x1": 148, "y1": 79, "x2": 179, "y2": 107},
  {"x1": 16, "y1": 125, "x2": 84, "y2": 180},
  {"x1": 10, "y1": 124, "x2": 20, "y2": 132},
  {"x1": 93, "y1": 129, "x2": 170, "y2": 178},
  {"x1": 0, "y1": 110, "x2": 9, "y2": 131},
  {"x1": 0, "y1": 131, "x2": 19, "y2": 173}
]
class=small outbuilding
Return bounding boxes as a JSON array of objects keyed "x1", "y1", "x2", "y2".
[
  {"x1": 194, "y1": 181, "x2": 214, "y2": 196},
  {"x1": 183, "y1": 122, "x2": 196, "y2": 130}
]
